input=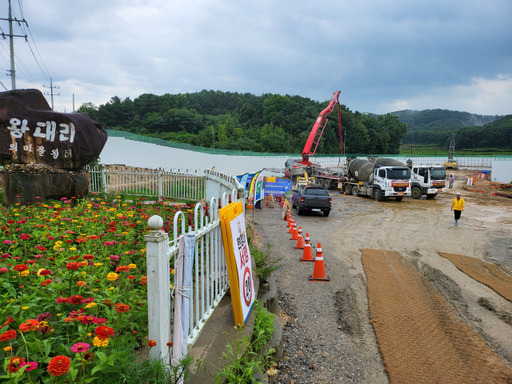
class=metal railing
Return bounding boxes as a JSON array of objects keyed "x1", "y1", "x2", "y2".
[
  {"x1": 143, "y1": 173, "x2": 242, "y2": 364},
  {"x1": 86, "y1": 164, "x2": 205, "y2": 201}
]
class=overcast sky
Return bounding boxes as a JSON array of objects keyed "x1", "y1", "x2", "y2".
[{"x1": 2, "y1": 0, "x2": 511, "y2": 116}]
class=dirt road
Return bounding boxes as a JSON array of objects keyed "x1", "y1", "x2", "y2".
[{"x1": 252, "y1": 174, "x2": 512, "y2": 383}]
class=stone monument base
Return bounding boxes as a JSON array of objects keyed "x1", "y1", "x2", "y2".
[{"x1": 0, "y1": 164, "x2": 90, "y2": 205}]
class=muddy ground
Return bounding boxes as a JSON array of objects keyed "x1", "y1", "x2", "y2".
[{"x1": 251, "y1": 171, "x2": 512, "y2": 383}]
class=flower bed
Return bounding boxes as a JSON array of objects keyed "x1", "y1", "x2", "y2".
[{"x1": 0, "y1": 195, "x2": 193, "y2": 383}]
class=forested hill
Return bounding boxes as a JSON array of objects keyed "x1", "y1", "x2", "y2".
[
  {"x1": 78, "y1": 90, "x2": 406, "y2": 155},
  {"x1": 391, "y1": 109, "x2": 500, "y2": 131},
  {"x1": 392, "y1": 109, "x2": 512, "y2": 149}
]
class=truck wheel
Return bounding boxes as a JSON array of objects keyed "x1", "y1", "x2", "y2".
[
  {"x1": 344, "y1": 183, "x2": 352, "y2": 195},
  {"x1": 373, "y1": 189, "x2": 382, "y2": 201},
  {"x1": 426, "y1": 194, "x2": 437, "y2": 199},
  {"x1": 323, "y1": 209, "x2": 330, "y2": 217},
  {"x1": 411, "y1": 187, "x2": 422, "y2": 199},
  {"x1": 396, "y1": 196, "x2": 403, "y2": 201},
  {"x1": 352, "y1": 186, "x2": 359, "y2": 196},
  {"x1": 297, "y1": 207, "x2": 303, "y2": 215}
]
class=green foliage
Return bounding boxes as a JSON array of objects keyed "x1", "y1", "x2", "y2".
[
  {"x1": 120, "y1": 354, "x2": 195, "y2": 384},
  {"x1": 250, "y1": 243, "x2": 282, "y2": 282},
  {"x1": 212, "y1": 302, "x2": 276, "y2": 384},
  {"x1": 251, "y1": 302, "x2": 275, "y2": 353},
  {"x1": 79, "y1": 91, "x2": 408, "y2": 155}
]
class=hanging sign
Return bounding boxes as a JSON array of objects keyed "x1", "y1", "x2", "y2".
[{"x1": 219, "y1": 201, "x2": 255, "y2": 326}]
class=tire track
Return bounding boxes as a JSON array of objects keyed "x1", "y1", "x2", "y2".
[
  {"x1": 438, "y1": 252, "x2": 512, "y2": 303},
  {"x1": 361, "y1": 248, "x2": 512, "y2": 384}
]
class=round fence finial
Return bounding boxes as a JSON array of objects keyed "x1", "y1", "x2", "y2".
[{"x1": 147, "y1": 215, "x2": 163, "y2": 230}]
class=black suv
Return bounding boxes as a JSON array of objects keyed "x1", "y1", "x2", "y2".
[{"x1": 291, "y1": 185, "x2": 331, "y2": 216}]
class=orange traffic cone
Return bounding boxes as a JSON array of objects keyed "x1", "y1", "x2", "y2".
[
  {"x1": 300, "y1": 233, "x2": 314, "y2": 262},
  {"x1": 475, "y1": 188, "x2": 478, "y2": 192},
  {"x1": 288, "y1": 220, "x2": 295, "y2": 234},
  {"x1": 287, "y1": 214, "x2": 293, "y2": 228},
  {"x1": 295, "y1": 228, "x2": 304, "y2": 249},
  {"x1": 291, "y1": 224, "x2": 299, "y2": 240},
  {"x1": 482, "y1": 189, "x2": 485, "y2": 194},
  {"x1": 309, "y1": 243, "x2": 330, "y2": 282},
  {"x1": 493, "y1": 190, "x2": 496, "y2": 196}
]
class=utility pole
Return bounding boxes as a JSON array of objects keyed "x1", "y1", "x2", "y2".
[
  {"x1": 1, "y1": 0, "x2": 28, "y2": 89},
  {"x1": 44, "y1": 77, "x2": 60, "y2": 110}
]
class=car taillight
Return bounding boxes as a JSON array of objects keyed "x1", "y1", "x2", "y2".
[
  {"x1": 300, "y1": 197, "x2": 305, "y2": 203},
  {"x1": 328, "y1": 197, "x2": 332, "y2": 204}
]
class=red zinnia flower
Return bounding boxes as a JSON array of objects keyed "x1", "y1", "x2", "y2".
[
  {"x1": 94, "y1": 325, "x2": 114, "y2": 339},
  {"x1": 66, "y1": 262, "x2": 80, "y2": 270},
  {"x1": 13, "y1": 264, "x2": 28, "y2": 271},
  {"x1": 68, "y1": 295, "x2": 84, "y2": 305},
  {"x1": 47, "y1": 355, "x2": 71, "y2": 376},
  {"x1": 7, "y1": 356, "x2": 27, "y2": 373},
  {"x1": 0, "y1": 329, "x2": 16, "y2": 341},
  {"x1": 148, "y1": 340, "x2": 157, "y2": 347}
]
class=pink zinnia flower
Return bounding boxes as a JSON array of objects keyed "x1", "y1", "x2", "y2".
[
  {"x1": 25, "y1": 361, "x2": 38, "y2": 371},
  {"x1": 71, "y1": 342, "x2": 90, "y2": 353}
]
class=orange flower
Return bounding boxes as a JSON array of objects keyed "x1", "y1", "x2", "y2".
[
  {"x1": 19, "y1": 319, "x2": 40, "y2": 332},
  {"x1": 0, "y1": 316, "x2": 14, "y2": 329},
  {"x1": 114, "y1": 303, "x2": 130, "y2": 313},
  {"x1": 148, "y1": 340, "x2": 157, "y2": 347},
  {"x1": 47, "y1": 355, "x2": 71, "y2": 376}
]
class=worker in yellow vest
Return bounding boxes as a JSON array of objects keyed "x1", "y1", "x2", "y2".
[{"x1": 450, "y1": 192, "x2": 465, "y2": 226}]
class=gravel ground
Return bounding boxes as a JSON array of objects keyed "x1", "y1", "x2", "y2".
[
  {"x1": 250, "y1": 177, "x2": 512, "y2": 383},
  {"x1": 250, "y1": 203, "x2": 388, "y2": 384}
]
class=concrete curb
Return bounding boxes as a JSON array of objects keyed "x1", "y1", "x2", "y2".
[{"x1": 187, "y1": 275, "x2": 283, "y2": 384}]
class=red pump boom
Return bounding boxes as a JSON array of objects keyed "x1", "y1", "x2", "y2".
[{"x1": 301, "y1": 90, "x2": 342, "y2": 165}]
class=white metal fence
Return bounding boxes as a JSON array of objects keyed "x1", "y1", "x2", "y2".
[
  {"x1": 86, "y1": 164, "x2": 205, "y2": 201},
  {"x1": 135, "y1": 168, "x2": 242, "y2": 364}
]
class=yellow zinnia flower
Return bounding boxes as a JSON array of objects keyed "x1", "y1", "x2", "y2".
[
  {"x1": 107, "y1": 272, "x2": 119, "y2": 281},
  {"x1": 93, "y1": 336, "x2": 109, "y2": 347}
]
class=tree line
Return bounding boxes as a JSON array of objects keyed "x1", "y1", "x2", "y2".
[
  {"x1": 78, "y1": 90, "x2": 406, "y2": 155},
  {"x1": 392, "y1": 109, "x2": 512, "y2": 150}
]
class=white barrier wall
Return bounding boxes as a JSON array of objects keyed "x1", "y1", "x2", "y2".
[
  {"x1": 492, "y1": 160, "x2": 512, "y2": 183},
  {"x1": 98, "y1": 136, "x2": 509, "y2": 177},
  {"x1": 99, "y1": 137, "x2": 289, "y2": 175}
]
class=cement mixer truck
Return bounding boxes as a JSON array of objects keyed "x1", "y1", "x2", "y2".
[
  {"x1": 341, "y1": 157, "x2": 411, "y2": 201},
  {"x1": 372, "y1": 157, "x2": 446, "y2": 199}
]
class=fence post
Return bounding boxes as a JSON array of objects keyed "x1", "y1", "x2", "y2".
[
  {"x1": 144, "y1": 215, "x2": 171, "y2": 364},
  {"x1": 158, "y1": 168, "x2": 163, "y2": 201},
  {"x1": 101, "y1": 166, "x2": 108, "y2": 196}
]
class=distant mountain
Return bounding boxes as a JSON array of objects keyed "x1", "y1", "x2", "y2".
[
  {"x1": 389, "y1": 109, "x2": 502, "y2": 132},
  {"x1": 393, "y1": 110, "x2": 512, "y2": 149}
]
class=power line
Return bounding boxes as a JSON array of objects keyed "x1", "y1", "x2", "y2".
[
  {"x1": 0, "y1": 0, "x2": 52, "y2": 89},
  {"x1": 44, "y1": 77, "x2": 59, "y2": 110}
]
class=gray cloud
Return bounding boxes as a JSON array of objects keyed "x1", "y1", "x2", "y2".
[{"x1": 3, "y1": 0, "x2": 511, "y2": 115}]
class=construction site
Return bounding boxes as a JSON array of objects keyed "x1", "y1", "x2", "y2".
[{"x1": 250, "y1": 168, "x2": 512, "y2": 383}]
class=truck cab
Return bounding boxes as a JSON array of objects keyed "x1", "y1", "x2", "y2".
[
  {"x1": 410, "y1": 165, "x2": 446, "y2": 199},
  {"x1": 371, "y1": 166, "x2": 411, "y2": 201}
]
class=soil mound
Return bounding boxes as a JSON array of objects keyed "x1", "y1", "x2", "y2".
[
  {"x1": 438, "y1": 252, "x2": 512, "y2": 302},
  {"x1": 362, "y1": 248, "x2": 512, "y2": 383}
]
